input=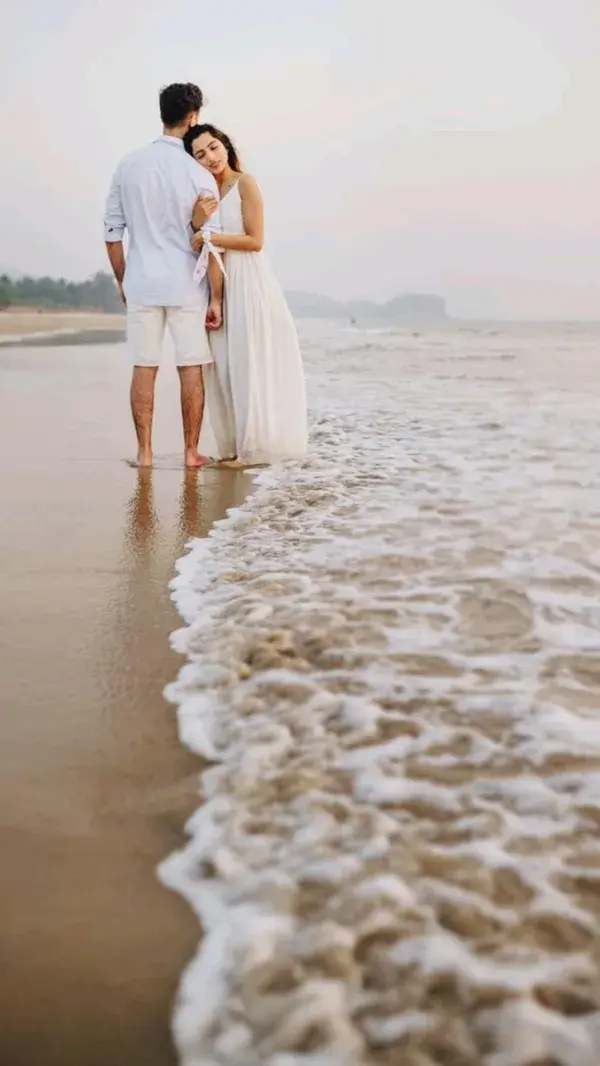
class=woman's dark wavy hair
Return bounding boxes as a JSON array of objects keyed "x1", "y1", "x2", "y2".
[{"x1": 183, "y1": 123, "x2": 242, "y2": 172}]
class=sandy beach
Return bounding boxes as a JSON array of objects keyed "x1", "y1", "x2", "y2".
[
  {"x1": 0, "y1": 308, "x2": 126, "y2": 337},
  {"x1": 0, "y1": 339, "x2": 250, "y2": 1066}
]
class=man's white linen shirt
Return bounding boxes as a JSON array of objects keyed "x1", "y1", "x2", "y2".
[{"x1": 104, "y1": 135, "x2": 220, "y2": 307}]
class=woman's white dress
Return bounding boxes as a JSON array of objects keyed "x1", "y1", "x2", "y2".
[{"x1": 200, "y1": 183, "x2": 308, "y2": 464}]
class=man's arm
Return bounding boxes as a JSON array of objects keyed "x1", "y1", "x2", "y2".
[
  {"x1": 190, "y1": 165, "x2": 220, "y2": 234},
  {"x1": 105, "y1": 241, "x2": 126, "y2": 303},
  {"x1": 189, "y1": 170, "x2": 223, "y2": 327},
  {"x1": 104, "y1": 165, "x2": 127, "y2": 304}
]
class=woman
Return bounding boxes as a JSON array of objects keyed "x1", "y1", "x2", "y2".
[{"x1": 183, "y1": 123, "x2": 308, "y2": 467}]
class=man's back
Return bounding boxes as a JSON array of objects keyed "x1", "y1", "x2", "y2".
[{"x1": 104, "y1": 136, "x2": 217, "y2": 307}]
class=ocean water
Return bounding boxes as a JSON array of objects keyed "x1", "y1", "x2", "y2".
[{"x1": 160, "y1": 321, "x2": 600, "y2": 1066}]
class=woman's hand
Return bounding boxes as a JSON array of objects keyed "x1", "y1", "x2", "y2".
[
  {"x1": 190, "y1": 231, "x2": 205, "y2": 255},
  {"x1": 192, "y1": 194, "x2": 218, "y2": 231}
]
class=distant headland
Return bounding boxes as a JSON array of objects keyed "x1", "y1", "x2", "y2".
[{"x1": 286, "y1": 291, "x2": 449, "y2": 323}]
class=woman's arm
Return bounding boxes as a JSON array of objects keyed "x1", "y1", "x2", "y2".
[
  {"x1": 191, "y1": 193, "x2": 219, "y2": 233},
  {"x1": 202, "y1": 175, "x2": 264, "y2": 252}
]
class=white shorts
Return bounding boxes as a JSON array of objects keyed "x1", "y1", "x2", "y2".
[{"x1": 127, "y1": 306, "x2": 212, "y2": 368}]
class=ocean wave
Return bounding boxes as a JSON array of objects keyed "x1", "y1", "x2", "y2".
[{"x1": 160, "y1": 324, "x2": 600, "y2": 1066}]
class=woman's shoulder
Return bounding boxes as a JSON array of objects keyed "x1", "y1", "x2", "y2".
[{"x1": 238, "y1": 172, "x2": 261, "y2": 196}]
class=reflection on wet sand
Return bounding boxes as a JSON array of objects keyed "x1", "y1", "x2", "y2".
[
  {"x1": 128, "y1": 467, "x2": 159, "y2": 552},
  {"x1": 0, "y1": 344, "x2": 251, "y2": 1066},
  {"x1": 128, "y1": 465, "x2": 248, "y2": 554}
]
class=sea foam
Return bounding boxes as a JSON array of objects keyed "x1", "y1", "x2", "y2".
[{"x1": 160, "y1": 321, "x2": 600, "y2": 1065}]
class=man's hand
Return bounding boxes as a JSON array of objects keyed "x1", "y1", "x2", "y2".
[
  {"x1": 192, "y1": 194, "x2": 218, "y2": 231},
  {"x1": 206, "y1": 301, "x2": 223, "y2": 331},
  {"x1": 118, "y1": 282, "x2": 127, "y2": 306},
  {"x1": 190, "y1": 231, "x2": 204, "y2": 255}
]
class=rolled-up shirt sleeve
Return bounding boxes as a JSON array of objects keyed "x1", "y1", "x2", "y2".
[
  {"x1": 192, "y1": 169, "x2": 222, "y2": 233},
  {"x1": 104, "y1": 164, "x2": 126, "y2": 242},
  {"x1": 205, "y1": 200, "x2": 222, "y2": 234}
]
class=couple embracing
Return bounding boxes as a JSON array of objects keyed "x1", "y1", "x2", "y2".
[{"x1": 104, "y1": 82, "x2": 307, "y2": 469}]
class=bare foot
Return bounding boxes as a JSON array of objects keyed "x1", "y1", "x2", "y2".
[
  {"x1": 185, "y1": 450, "x2": 212, "y2": 469},
  {"x1": 135, "y1": 449, "x2": 153, "y2": 468},
  {"x1": 219, "y1": 458, "x2": 248, "y2": 469}
]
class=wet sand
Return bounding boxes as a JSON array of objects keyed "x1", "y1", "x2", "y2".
[{"x1": 0, "y1": 342, "x2": 250, "y2": 1066}]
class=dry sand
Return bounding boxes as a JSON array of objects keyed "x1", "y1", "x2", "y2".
[
  {"x1": 0, "y1": 308, "x2": 125, "y2": 337},
  {"x1": 0, "y1": 338, "x2": 250, "y2": 1066}
]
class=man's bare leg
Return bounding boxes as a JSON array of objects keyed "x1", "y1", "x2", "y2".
[
  {"x1": 130, "y1": 366, "x2": 158, "y2": 467},
  {"x1": 178, "y1": 365, "x2": 210, "y2": 468}
]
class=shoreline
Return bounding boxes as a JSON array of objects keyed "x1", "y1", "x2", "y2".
[
  {"x1": 0, "y1": 327, "x2": 127, "y2": 347},
  {"x1": 0, "y1": 309, "x2": 126, "y2": 345}
]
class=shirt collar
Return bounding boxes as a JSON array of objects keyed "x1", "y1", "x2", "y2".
[{"x1": 155, "y1": 134, "x2": 184, "y2": 148}]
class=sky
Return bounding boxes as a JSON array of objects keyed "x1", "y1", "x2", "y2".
[{"x1": 1, "y1": 0, "x2": 599, "y2": 318}]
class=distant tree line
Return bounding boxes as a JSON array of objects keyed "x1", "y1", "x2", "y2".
[{"x1": 0, "y1": 272, "x2": 121, "y2": 313}]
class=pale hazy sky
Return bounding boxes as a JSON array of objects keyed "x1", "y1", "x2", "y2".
[{"x1": 1, "y1": 0, "x2": 599, "y2": 318}]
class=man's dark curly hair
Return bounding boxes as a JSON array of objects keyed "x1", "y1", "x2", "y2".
[{"x1": 159, "y1": 83, "x2": 203, "y2": 127}]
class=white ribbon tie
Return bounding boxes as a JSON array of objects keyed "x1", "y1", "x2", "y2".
[{"x1": 193, "y1": 231, "x2": 227, "y2": 285}]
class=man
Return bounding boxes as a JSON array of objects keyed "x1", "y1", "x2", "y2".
[{"x1": 104, "y1": 82, "x2": 222, "y2": 468}]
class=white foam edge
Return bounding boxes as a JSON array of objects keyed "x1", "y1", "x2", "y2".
[{"x1": 160, "y1": 462, "x2": 316, "y2": 1064}]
